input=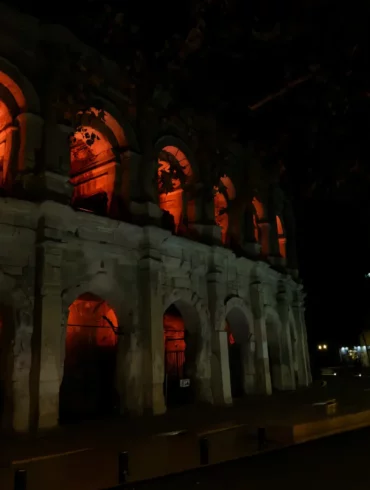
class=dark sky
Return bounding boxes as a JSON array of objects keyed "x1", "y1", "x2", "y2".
[{"x1": 4, "y1": 0, "x2": 370, "y2": 349}]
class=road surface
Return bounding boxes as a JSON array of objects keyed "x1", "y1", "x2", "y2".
[{"x1": 126, "y1": 427, "x2": 370, "y2": 490}]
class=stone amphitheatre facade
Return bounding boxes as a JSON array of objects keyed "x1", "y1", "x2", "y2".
[{"x1": 0, "y1": 4, "x2": 310, "y2": 432}]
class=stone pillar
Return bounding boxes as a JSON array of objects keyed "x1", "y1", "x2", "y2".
[
  {"x1": 251, "y1": 282, "x2": 271, "y2": 395},
  {"x1": 138, "y1": 244, "x2": 166, "y2": 415},
  {"x1": 1, "y1": 293, "x2": 33, "y2": 433},
  {"x1": 210, "y1": 330, "x2": 232, "y2": 405},
  {"x1": 276, "y1": 292, "x2": 295, "y2": 390},
  {"x1": 292, "y1": 297, "x2": 311, "y2": 386},
  {"x1": 241, "y1": 340, "x2": 256, "y2": 394},
  {"x1": 207, "y1": 270, "x2": 232, "y2": 405},
  {"x1": 33, "y1": 243, "x2": 63, "y2": 430}
]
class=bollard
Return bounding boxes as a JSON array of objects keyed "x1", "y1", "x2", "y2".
[
  {"x1": 118, "y1": 451, "x2": 129, "y2": 484},
  {"x1": 257, "y1": 427, "x2": 266, "y2": 451},
  {"x1": 14, "y1": 469, "x2": 27, "y2": 490},
  {"x1": 199, "y1": 437, "x2": 209, "y2": 465}
]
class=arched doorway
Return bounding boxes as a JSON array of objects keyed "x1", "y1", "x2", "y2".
[
  {"x1": 59, "y1": 293, "x2": 119, "y2": 423},
  {"x1": 163, "y1": 299, "x2": 206, "y2": 408},
  {"x1": 225, "y1": 307, "x2": 253, "y2": 398}
]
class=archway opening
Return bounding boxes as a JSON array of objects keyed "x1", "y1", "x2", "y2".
[
  {"x1": 0, "y1": 74, "x2": 24, "y2": 191},
  {"x1": 59, "y1": 293, "x2": 119, "y2": 423},
  {"x1": 214, "y1": 176, "x2": 236, "y2": 244},
  {"x1": 157, "y1": 146, "x2": 193, "y2": 234},
  {"x1": 163, "y1": 301, "x2": 200, "y2": 407},
  {"x1": 225, "y1": 307, "x2": 251, "y2": 398},
  {"x1": 70, "y1": 108, "x2": 126, "y2": 216}
]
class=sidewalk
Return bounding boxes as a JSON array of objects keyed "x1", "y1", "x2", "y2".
[{"x1": 1, "y1": 377, "x2": 370, "y2": 490}]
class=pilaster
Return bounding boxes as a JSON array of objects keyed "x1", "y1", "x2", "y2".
[
  {"x1": 276, "y1": 290, "x2": 295, "y2": 390},
  {"x1": 251, "y1": 282, "x2": 272, "y2": 395},
  {"x1": 292, "y1": 290, "x2": 311, "y2": 386},
  {"x1": 138, "y1": 231, "x2": 166, "y2": 415},
  {"x1": 33, "y1": 242, "x2": 63, "y2": 430},
  {"x1": 207, "y1": 269, "x2": 232, "y2": 405}
]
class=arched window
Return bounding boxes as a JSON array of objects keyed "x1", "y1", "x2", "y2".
[
  {"x1": 70, "y1": 108, "x2": 126, "y2": 216},
  {"x1": 214, "y1": 176, "x2": 236, "y2": 244},
  {"x1": 276, "y1": 215, "x2": 286, "y2": 258},
  {"x1": 0, "y1": 72, "x2": 27, "y2": 191},
  {"x1": 157, "y1": 145, "x2": 193, "y2": 233}
]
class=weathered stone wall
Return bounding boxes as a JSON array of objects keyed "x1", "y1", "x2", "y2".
[{"x1": 0, "y1": 3, "x2": 311, "y2": 433}]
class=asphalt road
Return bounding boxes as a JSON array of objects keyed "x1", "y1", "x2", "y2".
[{"x1": 125, "y1": 427, "x2": 370, "y2": 490}]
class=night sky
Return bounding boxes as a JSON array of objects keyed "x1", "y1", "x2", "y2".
[{"x1": 4, "y1": 0, "x2": 370, "y2": 351}]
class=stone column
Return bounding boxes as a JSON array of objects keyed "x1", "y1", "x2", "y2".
[
  {"x1": 207, "y1": 270, "x2": 232, "y2": 405},
  {"x1": 210, "y1": 330, "x2": 232, "y2": 405},
  {"x1": 32, "y1": 243, "x2": 63, "y2": 430},
  {"x1": 251, "y1": 282, "x2": 271, "y2": 395},
  {"x1": 138, "y1": 247, "x2": 166, "y2": 415},
  {"x1": 292, "y1": 296, "x2": 311, "y2": 386},
  {"x1": 276, "y1": 292, "x2": 295, "y2": 390},
  {"x1": 241, "y1": 340, "x2": 256, "y2": 394}
]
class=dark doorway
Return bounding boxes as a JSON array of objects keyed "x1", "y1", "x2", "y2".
[
  {"x1": 163, "y1": 304, "x2": 194, "y2": 407},
  {"x1": 59, "y1": 293, "x2": 119, "y2": 423},
  {"x1": 226, "y1": 326, "x2": 244, "y2": 398}
]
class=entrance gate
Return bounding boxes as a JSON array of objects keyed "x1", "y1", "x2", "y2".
[{"x1": 164, "y1": 333, "x2": 193, "y2": 407}]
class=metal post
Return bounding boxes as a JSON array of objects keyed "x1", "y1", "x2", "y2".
[
  {"x1": 199, "y1": 437, "x2": 209, "y2": 465},
  {"x1": 118, "y1": 451, "x2": 129, "y2": 484},
  {"x1": 14, "y1": 469, "x2": 27, "y2": 490},
  {"x1": 257, "y1": 427, "x2": 266, "y2": 451}
]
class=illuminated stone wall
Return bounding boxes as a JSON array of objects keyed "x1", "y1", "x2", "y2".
[{"x1": 0, "y1": 3, "x2": 310, "y2": 433}]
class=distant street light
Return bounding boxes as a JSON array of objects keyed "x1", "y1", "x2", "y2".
[{"x1": 318, "y1": 344, "x2": 328, "y2": 350}]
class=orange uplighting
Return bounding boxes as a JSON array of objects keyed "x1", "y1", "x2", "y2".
[
  {"x1": 70, "y1": 109, "x2": 126, "y2": 215},
  {"x1": 214, "y1": 176, "x2": 236, "y2": 244},
  {"x1": 158, "y1": 146, "x2": 193, "y2": 232},
  {"x1": 225, "y1": 322, "x2": 236, "y2": 345},
  {"x1": 0, "y1": 94, "x2": 18, "y2": 187},
  {"x1": 66, "y1": 294, "x2": 118, "y2": 362},
  {"x1": 164, "y1": 313, "x2": 186, "y2": 378},
  {"x1": 276, "y1": 215, "x2": 286, "y2": 258},
  {"x1": 252, "y1": 197, "x2": 269, "y2": 253}
]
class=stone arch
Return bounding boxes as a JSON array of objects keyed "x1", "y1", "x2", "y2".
[
  {"x1": 89, "y1": 96, "x2": 140, "y2": 152},
  {"x1": 155, "y1": 136, "x2": 198, "y2": 234},
  {"x1": 59, "y1": 291, "x2": 120, "y2": 422},
  {"x1": 61, "y1": 273, "x2": 132, "y2": 417},
  {"x1": 69, "y1": 107, "x2": 129, "y2": 217},
  {"x1": 214, "y1": 176, "x2": 236, "y2": 245},
  {"x1": 0, "y1": 57, "x2": 40, "y2": 114},
  {"x1": 163, "y1": 289, "x2": 212, "y2": 404},
  {"x1": 223, "y1": 297, "x2": 255, "y2": 397},
  {"x1": 224, "y1": 297, "x2": 254, "y2": 338},
  {"x1": 0, "y1": 58, "x2": 41, "y2": 194}
]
